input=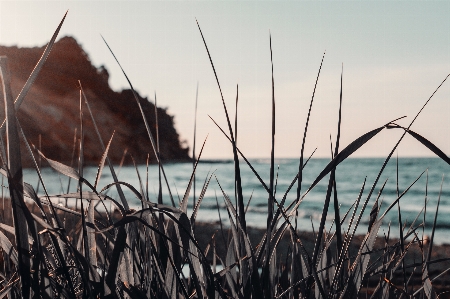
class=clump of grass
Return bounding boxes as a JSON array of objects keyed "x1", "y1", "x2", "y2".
[{"x1": 0, "y1": 12, "x2": 449, "y2": 299}]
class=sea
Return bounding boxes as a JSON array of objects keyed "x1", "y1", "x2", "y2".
[{"x1": 21, "y1": 157, "x2": 450, "y2": 244}]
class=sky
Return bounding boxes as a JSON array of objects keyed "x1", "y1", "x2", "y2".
[{"x1": 1, "y1": 1, "x2": 450, "y2": 160}]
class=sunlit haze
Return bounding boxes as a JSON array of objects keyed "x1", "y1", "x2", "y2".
[{"x1": 1, "y1": 1, "x2": 450, "y2": 160}]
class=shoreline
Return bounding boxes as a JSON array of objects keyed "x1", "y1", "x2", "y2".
[{"x1": 193, "y1": 221, "x2": 450, "y2": 292}]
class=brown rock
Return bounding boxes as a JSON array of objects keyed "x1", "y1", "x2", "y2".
[{"x1": 0, "y1": 36, "x2": 191, "y2": 167}]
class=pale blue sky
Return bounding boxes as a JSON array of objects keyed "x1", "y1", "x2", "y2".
[{"x1": 1, "y1": 1, "x2": 450, "y2": 159}]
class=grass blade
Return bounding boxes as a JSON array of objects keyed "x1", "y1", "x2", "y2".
[
  {"x1": 35, "y1": 148, "x2": 80, "y2": 180},
  {"x1": 154, "y1": 92, "x2": 163, "y2": 207},
  {"x1": 311, "y1": 153, "x2": 336, "y2": 297},
  {"x1": 101, "y1": 35, "x2": 175, "y2": 207},
  {"x1": 263, "y1": 33, "x2": 276, "y2": 298},
  {"x1": 196, "y1": 19, "x2": 246, "y2": 232},
  {"x1": 17, "y1": 122, "x2": 77, "y2": 297},
  {"x1": 293, "y1": 50, "x2": 326, "y2": 299},
  {"x1": 94, "y1": 131, "x2": 114, "y2": 190},
  {"x1": 87, "y1": 196, "x2": 97, "y2": 269},
  {"x1": 395, "y1": 153, "x2": 407, "y2": 293},
  {"x1": 14, "y1": 12, "x2": 67, "y2": 109},
  {"x1": 66, "y1": 128, "x2": 77, "y2": 194},
  {"x1": 393, "y1": 125, "x2": 450, "y2": 165},
  {"x1": 331, "y1": 177, "x2": 367, "y2": 291},
  {"x1": 0, "y1": 11, "x2": 67, "y2": 137},
  {"x1": 181, "y1": 136, "x2": 207, "y2": 213},
  {"x1": 77, "y1": 89, "x2": 94, "y2": 298},
  {"x1": 214, "y1": 190, "x2": 227, "y2": 249},
  {"x1": 79, "y1": 82, "x2": 129, "y2": 210},
  {"x1": 333, "y1": 64, "x2": 344, "y2": 256},
  {"x1": 422, "y1": 266, "x2": 437, "y2": 299},
  {"x1": 190, "y1": 172, "x2": 214, "y2": 225},
  {"x1": 193, "y1": 82, "x2": 199, "y2": 210},
  {"x1": 305, "y1": 125, "x2": 385, "y2": 198},
  {"x1": 426, "y1": 175, "x2": 443, "y2": 265},
  {"x1": 0, "y1": 57, "x2": 31, "y2": 299},
  {"x1": 296, "y1": 50, "x2": 325, "y2": 203}
]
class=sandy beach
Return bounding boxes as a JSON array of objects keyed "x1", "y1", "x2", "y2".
[{"x1": 193, "y1": 222, "x2": 450, "y2": 296}]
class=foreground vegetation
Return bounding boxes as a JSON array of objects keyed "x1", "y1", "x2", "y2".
[{"x1": 0, "y1": 12, "x2": 449, "y2": 298}]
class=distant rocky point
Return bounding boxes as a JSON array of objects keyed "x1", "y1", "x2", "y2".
[{"x1": 0, "y1": 36, "x2": 191, "y2": 167}]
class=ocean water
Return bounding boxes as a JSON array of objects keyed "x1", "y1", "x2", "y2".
[{"x1": 22, "y1": 157, "x2": 450, "y2": 244}]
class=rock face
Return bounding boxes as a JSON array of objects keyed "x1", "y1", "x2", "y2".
[{"x1": 0, "y1": 36, "x2": 191, "y2": 167}]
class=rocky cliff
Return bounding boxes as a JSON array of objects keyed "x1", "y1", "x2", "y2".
[{"x1": 0, "y1": 36, "x2": 190, "y2": 167}]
